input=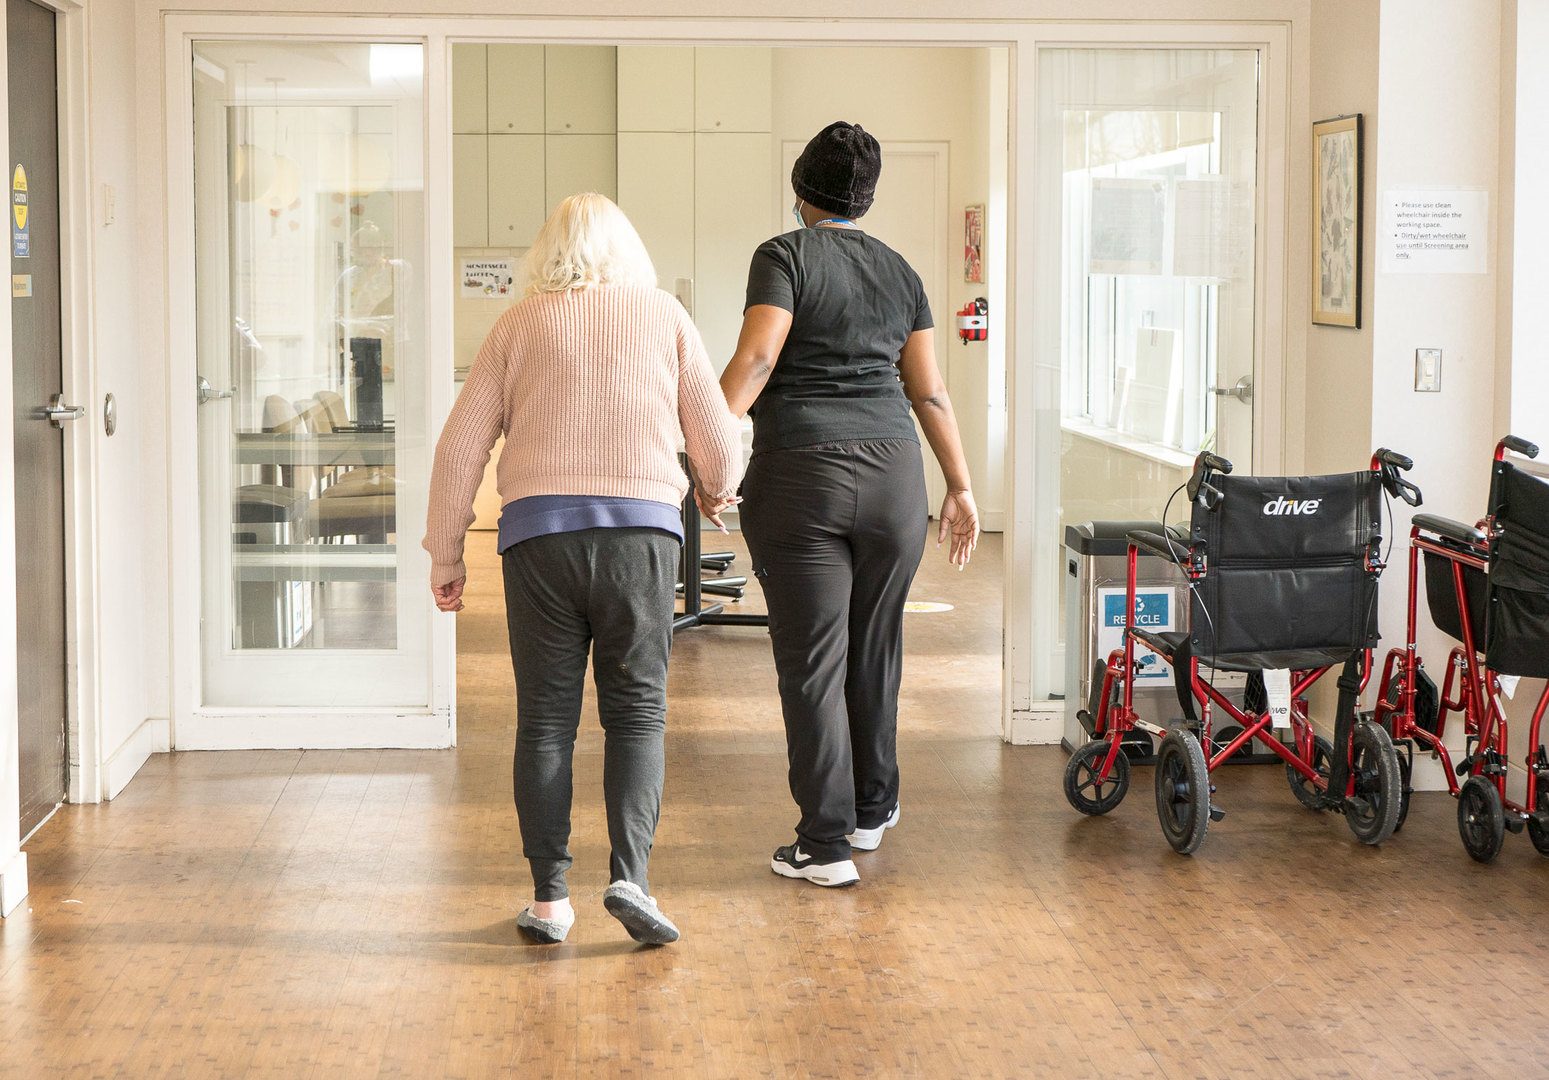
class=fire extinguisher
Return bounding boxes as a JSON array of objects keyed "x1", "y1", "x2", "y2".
[{"x1": 956, "y1": 297, "x2": 988, "y2": 344}]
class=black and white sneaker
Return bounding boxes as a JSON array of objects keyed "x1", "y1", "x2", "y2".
[
  {"x1": 847, "y1": 804, "x2": 901, "y2": 852},
  {"x1": 770, "y1": 844, "x2": 860, "y2": 887}
]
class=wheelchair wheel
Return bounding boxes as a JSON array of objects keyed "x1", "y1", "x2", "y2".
[
  {"x1": 1063, "y1": 741, "x2": 1131, "y2": 816},
  {"x1": 1344, "y1": 720, "x2": 1402, "y2": 846},
  {"x1": 1528, "y1": 791, "x2": 1549, "y2": 856},
  {"x1": 1286, "y1": 734, "x2": 1334, "y2": 811},
  {"x1": 1394, "y1": 752, "x2": 1412, "y2": 834},
  {"x1": 1154, "y1": 728, "x2": 1210, "y2": 855},
  {"x1": 1213, "y1": 724, "x2": 1251, "y2": 762},
  {"x1": 1457, "y1": 776, "x2": 1506, "y2": 863}
]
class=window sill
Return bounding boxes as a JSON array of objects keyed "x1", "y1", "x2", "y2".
[{"x1": 1061, "y1": 418, "x2": 1197, "y2": 471}]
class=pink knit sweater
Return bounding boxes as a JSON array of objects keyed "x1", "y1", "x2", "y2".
[{"x1": 424, "y1": 285, "x2": 743, "y2": 586}]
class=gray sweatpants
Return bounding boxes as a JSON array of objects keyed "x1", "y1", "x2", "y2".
[
  {"x1": 501, "y1": 527, "x2": 679, "y2": 902},
  {"x1": 740, "y1": 439, "x2": 929, "y2": 863}
]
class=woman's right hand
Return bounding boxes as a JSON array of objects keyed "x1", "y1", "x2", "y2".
[
  {"x1": 938, "y1": 490, "x2": 980, "y2": 568},
  {"x1": 432, "y1": 577, "x2": 466, "y2": 613}
]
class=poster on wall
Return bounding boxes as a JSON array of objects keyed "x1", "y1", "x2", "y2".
[
  {"x1": 963, "y1": 204, "x2": 984, "y2": 283},
  {"x1": 460, "y1": 257, "x2": 516, "y2": 299},
  {"x1": 1312, "y1": 114, "x2": 1363, "y2": 327},
  {"x1": 1380, "y1": 189, "x2": 1489, "y2": 275},
  {"x1": 1088, "y1": 177, "x2": 1165, "y2": 276},
  {"x1": 1173, "y1": 178, "x2": 1249, "y2": 281}
]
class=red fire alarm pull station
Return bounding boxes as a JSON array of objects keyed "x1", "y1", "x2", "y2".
[{"x1": 956, "y1": 297, "x2": 988, "y2": 344}]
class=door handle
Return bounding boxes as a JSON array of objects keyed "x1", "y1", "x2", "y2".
[
  {"x1": 1211, "y1": 376, "x2": 1253, "y2": 404},
  {"x1": 197, "y1": 375, "x2": 235, "y2": 406},
  {"x1": 40, "y1": 393, "x2": 85, "y2": 428}
]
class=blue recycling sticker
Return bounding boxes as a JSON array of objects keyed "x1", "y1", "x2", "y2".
[{"x1": 1102, "y1": 590, "x2": 1170, "y2": 629}]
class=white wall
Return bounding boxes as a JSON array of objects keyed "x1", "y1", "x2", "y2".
[
  {"x1": 1370, "y1": 0, "x2": 1504, "y2": 789},
  {"x1": 86, "y1": 0, "x2": 161, "y2": 797}
]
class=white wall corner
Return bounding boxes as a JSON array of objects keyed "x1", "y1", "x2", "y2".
[
  {"x1": 0, "y1": 850, "x2": 27, "y2": 918},
  {"x1": 102, "y1": 716, "x2": 167, "y2": 801},
  {"x1": 1004, "y1": 700, "x2": 1065, "y2": 745}
]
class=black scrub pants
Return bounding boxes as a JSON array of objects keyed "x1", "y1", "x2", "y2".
[{"x1": 740, "y1": 439, "x2": 929, "y2": 862}]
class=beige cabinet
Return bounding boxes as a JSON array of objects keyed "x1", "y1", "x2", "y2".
[
  {"x1": 487, "y1": 45, "x2": 545, "y2": 134},
  {"x1": 452, "y1": 134, "x2": 489, "y2": 247},
  {"x1": 694, "y1": 132, "x2": 774, "y2": 370},
  {"x1": 694, "y1": 48, "x2": 773, "y2": 133},
  {"x1": 544, "y1": 45, "x2": 617, "y2": 134},
  {"x1": 545, "y1": 134, "x2": 617, "y2": 211},
  {"x1": 452, "y1": 45, "x2": 487, "y2": 134},
  {"x1": 488, "y1": 134, "x2": 546, "y2": 243},
  {"x1": 617, "y1": 47, "x2": 694, "y2": 132},
  {"x1": 616, "y1": 133, "x2": 694, "y2": 303}
]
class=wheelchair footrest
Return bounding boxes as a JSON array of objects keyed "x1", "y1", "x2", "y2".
[
  {"x1": 1208, "y1": 804, "x2": 1226, "y2": 822},
  {"x1": 1076, "y1": 709, "x2": 1098, "y2": 737},
  {"x1": 1506, "y1": 816, "x2": 1527, "y2": 835}
]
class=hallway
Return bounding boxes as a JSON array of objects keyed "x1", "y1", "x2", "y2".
[{"x1": 3, "y1": 533, "x2": 1549, "y2": 1077}]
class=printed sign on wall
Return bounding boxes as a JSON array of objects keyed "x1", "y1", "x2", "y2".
[
  {"x1": 1096, "y1": 587, "x2": 1176, "y2": 685},
  {"x1": 1380, "y1": 189, "x2": 1488, "y2": 274},
  {"x1": 460, "y1": 257, "x2": 515, "y2": 299}
]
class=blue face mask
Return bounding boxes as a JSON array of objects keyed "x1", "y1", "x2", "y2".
[{"x1": 792, "y1": 199, "x2": 805, "y2": 228}]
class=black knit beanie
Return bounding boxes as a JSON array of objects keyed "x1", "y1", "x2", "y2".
[{"x1": 791, "y1": 121, "x2": 882, "y2": 220}]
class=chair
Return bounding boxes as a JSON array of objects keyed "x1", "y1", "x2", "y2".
[{"x1": 1064, "y1": 449, "x2": 1421, "y2": 854}]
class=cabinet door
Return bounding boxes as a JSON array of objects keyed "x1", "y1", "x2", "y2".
[
  {"x1": 488, "y1": 134, "x2": 546, "y2": 245},
  {"x1": 487, "y1": 44, "x2": 544, "y2": 134},
  {"x1": 544, "y1": 45, "x2": 617, "y2": 134},
  {"x1": 617, "y1": 47, "x2": 694, "y2": 132},
  {"x1": 453, "y1": 134, "x2": 488, "y2": 247},
  {"x1": 545, "y1": 134, "x2": 617, "y2": 211},
  {"x1": 617, "y1": 133, "x2": 694, "y2": 304},
  {"x1": 694, "y1": 132, "x2": 774, "y2": 370},
  {"x1": 452, "y1": 44, "x2": 487, "y2": 133},
  {"x1": 694, "y1": 48, "x2": 772, "y2": 133}
]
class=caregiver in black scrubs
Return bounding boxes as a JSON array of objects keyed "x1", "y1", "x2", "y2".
[{"x1": 714, "y1": 121, "x2": 979, "y2": 888}]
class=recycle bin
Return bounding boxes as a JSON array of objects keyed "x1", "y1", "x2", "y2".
[{"x1": 1063, "y1": 520, "x2": 1271, "y2": 764}]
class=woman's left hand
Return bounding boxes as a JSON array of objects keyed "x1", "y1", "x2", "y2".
[
  {"x1": 695, "y1": 490, "x2": 743, "y2": 533},
  {"x1": 938, "y1": 490, "x2": 980, "y2": 569}
]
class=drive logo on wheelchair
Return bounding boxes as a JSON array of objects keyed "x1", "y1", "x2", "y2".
[{"x1": 1262, "y1": 495, "x2": 1322, "y2": 516}]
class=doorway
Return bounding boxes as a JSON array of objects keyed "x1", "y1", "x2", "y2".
[{"x1": 10, "y1": 0, "x2": 70, "y2": 838}]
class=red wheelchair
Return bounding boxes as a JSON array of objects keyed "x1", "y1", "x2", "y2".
[
  {"x1": 1374, "y1": 435, "x2": 1549, "y2": 862},
  {"x1": 1063, "y1": 449, "x2": 1422, "y2": 854}
]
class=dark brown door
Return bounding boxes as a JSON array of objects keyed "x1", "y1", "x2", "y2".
[{"x1": 10, "y1": 0, "x2": 69, "y2": 839}]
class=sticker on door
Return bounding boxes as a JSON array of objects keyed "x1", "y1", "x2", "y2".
[{"x1": 12, "y1": 162, "x2": 28, "y2": 258}]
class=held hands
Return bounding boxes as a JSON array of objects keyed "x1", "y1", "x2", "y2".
[
  {"x1": 938, "y1": 489, "x2": 980, "y2": 569},
  {"x1": 695, "y1": 489, "x2": 743, "y2": 533},
  {"x1": 432, "y1": 577, "x2": 466, "y2": 613}
]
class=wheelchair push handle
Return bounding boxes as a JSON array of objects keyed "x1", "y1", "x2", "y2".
[
  {"x1": 1497, "y1": 435, "x2": 1540, "y2": 461},
  {"x1": 1371, "y1": 448, "x2": 1414, "y2": 472},
  {"x1": 1187, "y1": 450, "x2": 1233, "y2": 508},
  {"x1": 1372, "y1": 447, "x2": 1423, "y2": 507}
]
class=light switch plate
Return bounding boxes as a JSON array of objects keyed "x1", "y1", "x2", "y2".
[{"x1": 1415, "y1": 348, "x2": 1442, "y2": 392}]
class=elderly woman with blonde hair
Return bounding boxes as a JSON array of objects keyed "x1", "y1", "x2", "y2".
[{"x1": 425, "y1": 193, "x2": 741, "y2": 946}]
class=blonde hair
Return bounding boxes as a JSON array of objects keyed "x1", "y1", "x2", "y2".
[{"x1": 522, "y1": 193, "x2": 657, "y2": 295}]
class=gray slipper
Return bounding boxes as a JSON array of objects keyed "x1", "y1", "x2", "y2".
[
  {"x1": 602, "y1": 881, "x2": 680, "y2": 945},
  {"x1": 516, "y1": 905, "x2": 574, "y2": 944}
]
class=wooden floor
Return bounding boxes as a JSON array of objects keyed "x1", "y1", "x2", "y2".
[{"x1": 5, "y1": 531, "x2": 1549, "y2": 1078}]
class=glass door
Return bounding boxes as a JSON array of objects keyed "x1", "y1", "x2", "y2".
[
  {"x1": 191, "y1": 40, "x2": 432, "y2": 709},
  {"x1": 1035, "y1": 47, "x2": 1261, "y2": 695}
]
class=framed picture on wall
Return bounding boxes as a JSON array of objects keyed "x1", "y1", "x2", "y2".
[
  {"x1": 1312, "y1": 113, "x2": 1363, "y2": 327},
  {"x1": 964, "y1": 204, "x2": 984, "y2": 283}
]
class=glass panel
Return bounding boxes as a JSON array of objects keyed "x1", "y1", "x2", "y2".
[
  {"x1": 1037, "y1": 47, "x2": 1259, "y2": 683},
  {"x1": 193, "y1": 41, "x2": 430, "y2": 707}
]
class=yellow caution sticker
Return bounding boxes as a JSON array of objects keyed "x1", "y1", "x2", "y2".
[
  {"x1": 11, "y1": 274, "x2": 30, "y2": 297},
  {"x1": 12, "y1": 164, "x2": 26, "y2": 193}
]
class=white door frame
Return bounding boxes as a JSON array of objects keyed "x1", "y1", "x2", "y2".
[{"x1": 156, "y1": 12, "x2": 1295, "y2": 750}]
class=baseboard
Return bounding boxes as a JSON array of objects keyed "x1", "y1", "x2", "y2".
[
  {"x1": 174, "y1": 708, "x2": 454, "y2": 750},
  {"x1": 980, "y1": 508, "x2": 1005, "y2": 533},
  {"x1": 0, "y1": 850, "x2": 27, "y2": 918},
  {"x1": 1004, "y1": 701, "x2": 1064, "y2": 745},
  {"x1": 102, "y1": 717, "x2": 170, "y2": 801}
]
